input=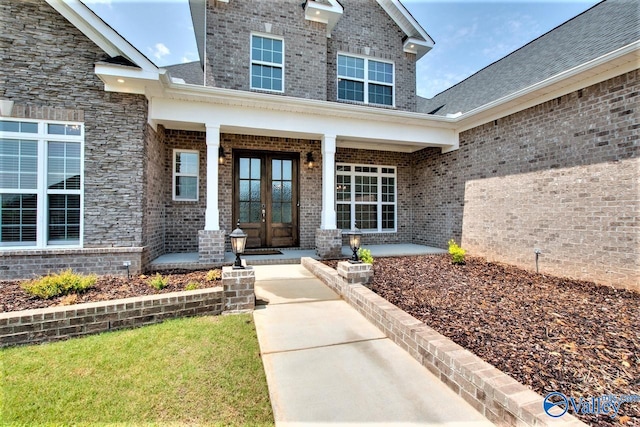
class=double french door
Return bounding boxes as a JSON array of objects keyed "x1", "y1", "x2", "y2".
[{"x1": 233, "y1": 151, "x2": 299, "y2": 248}]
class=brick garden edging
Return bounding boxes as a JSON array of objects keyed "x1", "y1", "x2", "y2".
[
  {"x1": 301, "y1": 257, "x2": 587, "y2": 427},
  {"x1": 0, "y1": 288, "x2": 225, "y2": 347}
]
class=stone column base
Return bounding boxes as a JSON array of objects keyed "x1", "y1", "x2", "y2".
[
  {"x1": 222, "y1": 266, "x2": 255, "y2": 313},
  {"x1": 337, "y1": 261, "x2": 373, "y2": 285},
  {"x1": 315, "y1": 228, "x2": 343, "y2": 259},
  {"x1": 198, "y1": 230, "x2": 226, "y2": 263}
]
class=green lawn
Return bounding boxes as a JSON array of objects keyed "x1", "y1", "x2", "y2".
[{"x1": 0, "y1": 315, "x2": 274, "y2": 426}]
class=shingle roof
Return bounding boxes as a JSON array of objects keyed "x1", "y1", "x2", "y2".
[
  {"x1": 164, "y1": 61, "x2": 204, "y2": 85},
  {"x1": 418, "y1": 0, "x2": 639, "y2": 116}
]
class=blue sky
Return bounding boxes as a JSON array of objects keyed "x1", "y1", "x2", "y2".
[{"x1": 84, "y1": 0, "x2": 600, "y2": 98}]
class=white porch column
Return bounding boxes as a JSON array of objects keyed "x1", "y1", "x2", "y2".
[
  {"x1": 204, "y1": 124, "x2": 221, "y2": 230},
  {"x1": 320, "y1": 134, "x2": 337, "y2": 229}
]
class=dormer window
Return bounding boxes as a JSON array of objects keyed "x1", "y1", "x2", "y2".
[
  {"x1": 337, "y1": 54, "x2": 394, "y2": 106},
  {"x1": 251, "y1": 34, "x2": 284, "y2": 92}
]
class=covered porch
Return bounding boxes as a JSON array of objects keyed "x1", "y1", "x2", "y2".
[
  {"x1": 146, "y1": 82, "x2": 458, "y2": 265},
  {"x1": 148, "y1": 243, "x2": 446, "y2": 271}
]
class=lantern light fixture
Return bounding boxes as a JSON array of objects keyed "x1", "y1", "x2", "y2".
[
  {"x1": 347, "y1": 225, "x2": 362, "y2": 264},
  {"x1": 229, "y1": 221, "x2": 248, "y2": 269}
]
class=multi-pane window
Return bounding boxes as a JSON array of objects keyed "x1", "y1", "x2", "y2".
[
  {"x1": 0, "y1": 119, "x2": 83, "y2": 248},
  {"x1": 336, "y1": 164, "x2": 396, "y2": 232},
  {"x1": 173, "y1": 150, "x2": 199, "y2": 201},
  {"x1": 251, "y1": 34, "x2": 284, "y2": 92},
  {"x1": 337, "y1": 54, "x2": 394, "y2": 106}
]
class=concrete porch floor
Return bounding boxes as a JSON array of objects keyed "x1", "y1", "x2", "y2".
[{"x1": 148, "y1": 244, "x2": 446, "y2": 271}]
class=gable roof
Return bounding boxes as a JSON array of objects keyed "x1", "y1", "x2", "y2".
[
  {"x1": 165, "y1": 61, "x2": 204, "y2": 85},
  {"x1": 419, "y1": 0, "x2": 639, "y2": 116}
]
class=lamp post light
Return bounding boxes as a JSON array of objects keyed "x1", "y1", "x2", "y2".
[
  {"x1": 229, "y1": 222, "x2": 248, "y2": 269},
  {"x1": 347, "y1": 225, "x2": 362, "y2": 264}
]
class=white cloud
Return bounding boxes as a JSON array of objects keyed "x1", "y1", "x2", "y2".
[{"x1": 150, "y1": 43, "x2": 170, "y2": 60}]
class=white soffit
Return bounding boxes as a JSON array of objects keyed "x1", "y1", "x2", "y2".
[{"x1": 304, "y1": 0, "x2": 344, "y2": 37}]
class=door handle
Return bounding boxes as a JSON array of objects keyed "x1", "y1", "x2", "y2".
[{"x1": 262, "y1": 209, "x2": 266, "y2": 223}]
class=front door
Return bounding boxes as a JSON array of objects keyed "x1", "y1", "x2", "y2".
[{"x1": 233, "y1": 151, "x2": 299, "y2": 248}]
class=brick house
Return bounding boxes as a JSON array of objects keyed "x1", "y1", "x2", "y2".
[{"x1": 0, "y1": 0, "x2": 637, "y2": 290}]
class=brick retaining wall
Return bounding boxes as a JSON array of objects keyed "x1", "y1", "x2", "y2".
[
  {"x1": 302, "y1": 257, "x2": 587, "y2": 427},
  {"x1": 0, "y1": 288, "x2": 224, "y2": 347}
]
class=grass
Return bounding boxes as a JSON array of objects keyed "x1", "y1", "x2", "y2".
[{"x1": 0, "y1": 315, "x2": 274, "y2": 426}]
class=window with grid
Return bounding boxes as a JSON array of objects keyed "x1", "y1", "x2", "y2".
[
  {"x1": 251, "y1": 34, "x2": 284, "y2": 92},
  {"x1": 335, "y1": 164, "x2": 396, "y2": 232},
  {"x1": 337, "y1": 54, "x2": 394, "y2": 106},
  {"x1": 173, "y1": 150, "x2": 199, "y2": 201},
  {"x1": 0, "y1": 119, "x2": 83, "y2": 248}
]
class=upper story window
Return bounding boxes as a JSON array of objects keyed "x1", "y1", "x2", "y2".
[
  {"x1": 337, "y1": 54, "x2": 394, "y2": 106},
  {"x1": 251, "y1": 34, "x2": 284, "y2": 92},
  {"x1": 0, "y1": 119, "x2": 83, "y2": 248},
  {"x1": 173, "y1": 149, "x2": 199, "y2": 201}
]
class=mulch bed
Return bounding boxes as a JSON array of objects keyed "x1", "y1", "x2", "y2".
[
  {"x1": 326, "y1": 255, "x2": 639, "y2": 427},
  {"x1": 2, "y1": 257, "x2": 638, "y2": 425},
  {"x1": 0, "y1": 270, "x2": 220, "y2": 313}
]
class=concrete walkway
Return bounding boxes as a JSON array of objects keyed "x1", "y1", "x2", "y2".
[{"x1": 252, "y1": 265, "x2": 494, "y2": 426}]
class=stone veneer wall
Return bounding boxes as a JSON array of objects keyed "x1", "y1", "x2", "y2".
[
  {"x1": 205, "y1": 0, "x2": 327, "y2": 98},
  {"x1": 328, "y1": 0, "x2": 417, "y2": 112},
  {"x1": 412, "y1": 70, "x2": 639, "y2": 290},
  {"x1": 0, "y1": 0, "x2": 148, "y2": 250},
  {"x1": 336, "y1": 147, "x2": 413, "y2": 245}
]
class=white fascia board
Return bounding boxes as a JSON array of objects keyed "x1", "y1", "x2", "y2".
[
  {"x1": 456, "y1": 41, "x2": 640, "y2": 132},
  {"x1": 403, "y1": 37, "x2": 432, "y2": 58},
  {"x1": 160, "y1": 79, "x2": 456, "y2": 130},
  {"x1": 304, "y1": 0, "x2": 343, "y2": 37},
  {"x1": 376, "y1": 0, "x2": 434, "y2": 59},
  {"x1": 45, "y1": 0, "x2": 158, "y2": 72},
  {"x1": 149, "y1": 95, "x2": 457, "y2": 151}
]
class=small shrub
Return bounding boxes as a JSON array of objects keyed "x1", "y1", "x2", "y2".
[
  {"x1": 185, "y1": 282, "x2": 200, "y2": 291},
  {"x1": 206, "y1": 269, "x2": 221, "y2": 282},
  {"x1": 148, "y1": 274, "x2": 168, "y2": 290},
  {"x1": 448, "y1": 239, "x2": 466, "y2": 265},
  {"x1": 358, "y1": 248, "x2": 374, "y2": 265},
  {"x1": 21, "y1": 269, "x2": 96, "y2": 299}
]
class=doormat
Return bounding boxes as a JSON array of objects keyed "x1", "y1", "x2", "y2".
[{"x1": 243, "y1": 249, "x2": 283, "y2": 256}]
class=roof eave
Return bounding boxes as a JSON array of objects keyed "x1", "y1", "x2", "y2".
[{"x1": 456, "y1": 41, "x2": 640, "y2": 132}]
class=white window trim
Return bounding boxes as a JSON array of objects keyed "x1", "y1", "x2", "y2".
[
  {"x1": 250, "y1": 33, "x2": 285, "y2": 93},
  {"x1": 0, "y1": 118, "x2": 84, "y2": 250},
  {"x1": 335, "y1": 163, "x2": 397, "y2": 233},
  {"x1": 172, "y1": 149, "x2": 199, "y2": 202},
  {"x1": 337, "y1": 52, "x2": 395, "y2": 107}
]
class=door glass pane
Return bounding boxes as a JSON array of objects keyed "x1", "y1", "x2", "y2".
[
  {"x1": 272, "y1": 181, "x2": 281, "y2": 201},
  {"x1": 250, "y1": 203, "x2": 261, "y2": 223},
  {"x1": 239, "y1": 158, "x2": 250, "y2": 179},
  {"x1": 272, "y1": 159, "x2": 281, "y2": 180},
  {"x1": 239, "y1": 180, "x2": 250, "y2": 200},
  {"x1": 239, "y1": 202, "x2": 250, "y2": 223},
  {"x1": 282, "y1": 182, "x2": 292, "y2": 202},
  {"x1": 250, "y1": 158, "x2": 260, "y2": 179},
  {"x1": 283, "y1": 160, "x2": 292, "y2": 180},
  {"x1": 250, "y1": 180, "x2": 261, "y2": 201},
  {"x1": 282, "y1": 202, "x2": 292, "y2": 223},
  {"x1": 272, "y1": 202, "x2": 281, "y2": 223}
]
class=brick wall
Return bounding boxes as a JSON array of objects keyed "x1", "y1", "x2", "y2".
[
  {"x1": 205, "y1": 0, "x2": 327, "y2": 99},
  {"x1": 0, "y1": 287, "x2": 224, "y2": 347},
  {"x1": 412, "y1": 70, "x2": 639, "y2": 290},
  {"x1": 0, "y1": 0, "x2": 148, "y2": 249},
  {"x1": 142, "y1": 124, "x2": 166, "y2": 263},
  {"x1": 328, "y1": 0, "x2": 417, "y2": 112}
]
